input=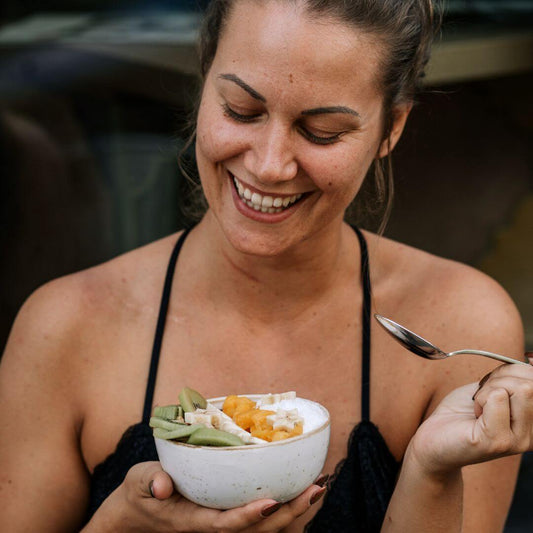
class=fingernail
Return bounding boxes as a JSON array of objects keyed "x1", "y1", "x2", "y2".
[
  {"x1": 310, "y1": 487, "x2": 326, "y2": 505},
  {"x1": 261, "y1": 502, "x2": 281, "y2": 517},
  {"x1": 148, "y1": 480, "x2": 155, "y2": 498},
  {"x1": 472, "y1": 385, "x2": 482, "y2": 401},
  {"x1": 472, "y1": 371, "x2": 492, "y2": 401},
  {"x1": 315, "y1": 474, "x2": 330, "y2": 487},
  {"x1": 478, "y1": 372, "x2": 492, "y2": 387}
]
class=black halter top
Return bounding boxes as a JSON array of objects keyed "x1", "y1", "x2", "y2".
[{"x1": 86, "y1": 226, "x2": 399, "y2": 531}]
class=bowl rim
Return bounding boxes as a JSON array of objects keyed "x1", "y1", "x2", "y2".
[{"x1": 155, "y1": 394, "x2": 330, "y2": 451}]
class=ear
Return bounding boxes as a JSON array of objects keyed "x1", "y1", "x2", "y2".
[{"x1": 377, "y1": 103, "x2": 412, "y2": 159}]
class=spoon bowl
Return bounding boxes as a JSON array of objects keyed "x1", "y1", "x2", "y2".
[{"x1": 375, "y1": 314, "x2": 527, "y2": 365}]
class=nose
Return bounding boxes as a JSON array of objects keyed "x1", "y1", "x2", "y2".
[{"x1": 243, "y1": 121, "x2": 298, "y2": 184}]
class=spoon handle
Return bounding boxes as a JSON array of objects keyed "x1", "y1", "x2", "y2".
[{"x1": 449, "y1": 349, "x2": 529, "y2": 365}]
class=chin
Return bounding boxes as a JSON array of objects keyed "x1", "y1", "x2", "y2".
[{"x1": 222, "y1": 222, "x2": 298, "y2": 258}]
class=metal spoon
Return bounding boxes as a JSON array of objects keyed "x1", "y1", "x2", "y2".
[{"x1": 375, "y1": 314, "x2": 528, "y2": 365}]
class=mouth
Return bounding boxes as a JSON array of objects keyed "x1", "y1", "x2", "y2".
[{"x1": 231, "y1": 174, "x2": 304, "y2": 214}]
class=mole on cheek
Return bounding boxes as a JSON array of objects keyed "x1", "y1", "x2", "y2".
[{"x1": 289, "y1": 73, "x2": 293, "y2": 83}]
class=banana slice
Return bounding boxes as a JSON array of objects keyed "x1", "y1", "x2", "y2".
[
  {"x1": 184, "y1": 411, "x2": 217, "y2": 428},
  {"x1": 266, "y1": 409, "x2": 304, "y2": 431},
  {"x1": 258, "y1": 391, "x2": 297, "y2": 405}
]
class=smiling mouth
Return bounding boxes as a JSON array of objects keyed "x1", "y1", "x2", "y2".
[{"x1": 232, "y1": 175, "x2": 304, "y2": 213}]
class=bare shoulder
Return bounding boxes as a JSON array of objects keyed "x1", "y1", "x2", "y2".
[
  {"x1": 1, "y1": 232, "x2": 181, "y2": 396},
  {"x1": 365, "y1": 231, "x2": 524, "y2": 403}
]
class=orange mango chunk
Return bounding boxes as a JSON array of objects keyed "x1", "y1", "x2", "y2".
[
  {"x1": 222, "y1": 395, "x2": 256, "y2": 418},
  {"x1": 223, "y1": 395, "x2": 303, "y2": 443}
]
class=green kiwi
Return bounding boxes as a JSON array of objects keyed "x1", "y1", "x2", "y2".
[
  {"x1": 187, "y1": 427, "x2": 245, "y2": 447},
  {"x1": 153, "y1": 405, "x2": 179, "y2": 420},
  {"x1": 149, "y1": 416, "x2": 186, "y2": 431},
  {"x1": 178, "y1": 387, "x2": 207, "y2": 412},
  {"x1": 153, "y1": 424, "x2": 204, "y2": 441}
]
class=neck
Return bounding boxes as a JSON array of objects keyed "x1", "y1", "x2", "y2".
[{"x1": 190, "y1": 212, "x2": 360, "y2": 323}]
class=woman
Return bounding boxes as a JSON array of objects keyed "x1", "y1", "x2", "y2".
[{"x1": 1, "y1": 1, "x2": 532, "y2": 531}]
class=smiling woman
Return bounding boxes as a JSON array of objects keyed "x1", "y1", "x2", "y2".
[{"x1": 1, "y1": 1, "x2": 533, "y2": 533}]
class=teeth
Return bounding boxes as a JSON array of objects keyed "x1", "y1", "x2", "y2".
[
  {"x1": 262, "y1": 196, "x2": 273, "y2": 208},
  {"x1": 232, "y1": 176, "x2": 303, "y2": 213}
]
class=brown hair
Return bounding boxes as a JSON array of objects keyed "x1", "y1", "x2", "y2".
[{"x1": 181, "y1": 0, "x2": 442, "y2": 230}]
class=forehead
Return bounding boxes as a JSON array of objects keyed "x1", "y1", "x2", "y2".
[{"x1": 212, "y1": 0, "x2": 384, "y2": 105}]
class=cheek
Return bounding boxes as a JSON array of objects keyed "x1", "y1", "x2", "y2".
[
  {"x1": 306, "y1": 149, "x2": 369, "y2": 196},
  {"x1": 197, "y1": 102, "x2": 248, "y2": 164}
]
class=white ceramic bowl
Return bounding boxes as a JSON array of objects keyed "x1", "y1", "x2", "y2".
[{"x1": 155, "y1": 395, "x2": 330, "y2": 509}]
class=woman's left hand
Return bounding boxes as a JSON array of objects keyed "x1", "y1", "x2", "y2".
[{"x1": 408, "y1": 356, "x2": 533, "y2": 476}]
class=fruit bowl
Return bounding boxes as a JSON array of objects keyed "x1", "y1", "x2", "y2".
[{"x1": 154, "y1": 394, "x2": 330, "y2": 509}]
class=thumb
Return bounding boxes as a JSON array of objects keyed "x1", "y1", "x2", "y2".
[{"x1": 132, "y1": 461, "x2": 175, "y2": 500}]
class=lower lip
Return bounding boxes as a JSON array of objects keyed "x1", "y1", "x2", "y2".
[{"x1": 229, "y1": 175, "x2": 304, "y2": 224}]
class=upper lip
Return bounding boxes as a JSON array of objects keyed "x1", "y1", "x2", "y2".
[{"x1": 229, "y1": 172, "x2": 306, "y2": 198}]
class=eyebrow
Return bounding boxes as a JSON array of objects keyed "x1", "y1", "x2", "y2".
[
  {"x1": 301, "y1": 106, "x2": 360, "y2": 118},
  {"x1": 219, "y1": 73, "x2": 360, "y2": 118},
  {"x1": 219, "y1": 73, "x2": 266, "y2": 102}
]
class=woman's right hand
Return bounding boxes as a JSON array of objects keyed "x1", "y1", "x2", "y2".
[{"x1": 85, "y1": 462, "x2": 326, "y2": 533}]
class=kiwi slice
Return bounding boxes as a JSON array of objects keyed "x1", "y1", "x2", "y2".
[
  {"x1": 178, "y1": 387, "x2": 207, "y2": 412},
  {"x1": 153, "y1": 424, "x2": 204, "y2": 441},
  {"x1": 149, "y1": 416, "x2": 187, "y2": 431},
  {"x1": 153, "y1": 405, "x2": 179, "y2": 420},
  {"x1": 187, "y1": 427, "x2": 245, "y2": 447}
]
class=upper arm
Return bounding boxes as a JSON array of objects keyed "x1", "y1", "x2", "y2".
[
  {"x1": 0, "y1": 279, "x2": 91, "y2": 532},
  {"x1": 422, "y1": 264, "x2": 524, "y2": 532}
]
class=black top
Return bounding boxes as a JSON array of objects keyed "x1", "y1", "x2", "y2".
[{"x1": 86, "y1": 226, "x2": 399, "y2": 531}]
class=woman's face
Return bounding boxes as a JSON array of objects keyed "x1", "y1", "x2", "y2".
[{"x1": 196, "y1": 0, "x2": 407, "y2": 256}]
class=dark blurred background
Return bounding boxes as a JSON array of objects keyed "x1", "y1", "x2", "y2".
[{"x1": 0, "y1": 1, "x2": 532, "y2": 530}]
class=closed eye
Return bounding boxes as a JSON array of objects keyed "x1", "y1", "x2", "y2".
[
  {"x1": 222, "y1": 103, "x2": 261, "y2": 123},
  {"x1": 298, "y1": 125, "x2": 344, "y2": 145},
  {"x1": 222, "y1": 103, "x2": 345, "y2": 145}
]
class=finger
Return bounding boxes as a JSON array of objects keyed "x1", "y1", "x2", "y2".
[
  {"x1": 485, "y1": 362, "x2": 533, "y2": 380},
  {"x1": 149, "y1": 471, "x2": 175, "y2": 500},
  {"x1": 209, "y1": 498, "x2": 282, "y2": 531},
  {"x1": 472, "y1": 364, "x2": 533, "y2": 408},
  {"x1": 313, "y1": 473, "x2": 330, "y2": 488},
  {"x1": 277, "y1": 485, "x2": 325, "y2": 517},
  {"x1": 212, "y1": 484, "x2": 326, "y2": 532},
  {"x1": 128, "y1": 461, "x2": 175, "y2": 500},
  {"x1": 472, "y1": 371, "x2": 493, "y2": 401},
  {"x1": 504, "y1": 377, "x2": 533, "y2": 446},
  {"x1": 475, "y1": 388, "x2": 512, "y2": 451},
  {"x1": 249, "y1": 485, "x2": 326, "y2": 532}
]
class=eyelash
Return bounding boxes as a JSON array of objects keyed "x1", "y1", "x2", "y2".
[
  {"x1": 221, "y1": 103, "x2": 343, "y2": 145},
  {"x1": 222, "y1": 103, "x2": 260, "y2": 123},
  {"x1": 299, "y1": 128, "x2": 342, "y2": 146}
]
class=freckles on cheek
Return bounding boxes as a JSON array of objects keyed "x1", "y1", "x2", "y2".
[
  {"x1": 199, "y1": 122, "x2": 244, "y2": 163},
  {"x1": 198, "y1": 128, "x2": 223, "y2": 161}
]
